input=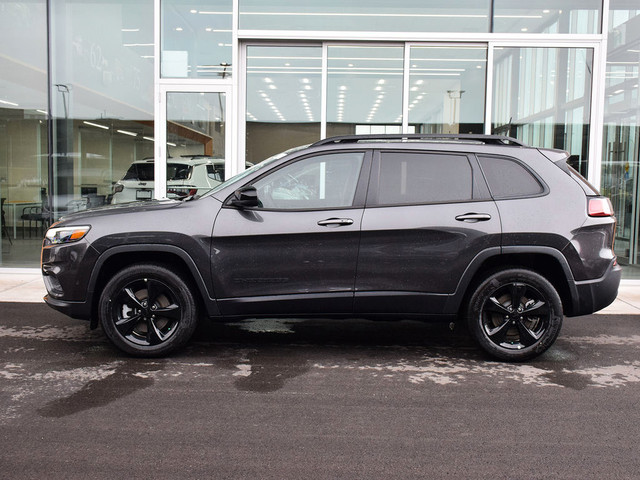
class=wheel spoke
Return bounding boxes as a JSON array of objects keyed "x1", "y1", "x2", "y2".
[
  {"x1": 145, "y1": 278, "x2": 161, "y2": 306},
  {"x1": 485, "y1": 318, "x2": 512, "y2": 345},
  {"x1": 115, "y1": 312, "x2": 143, "y2": 335},
  {"x1": 154, "y1": 303, "x2": 181, "y2": 321},
  {"x1": 515, "y1": 319, "x2": 541, "y2": 347},
  {"x1": 123, "y1": 287, "x2": 144, "y2": 310},
  {"x1": 146, "y1": 317, "x2": 166, "y2": 345},
  {"x1": 523, "y1": 299, "x2": 548, "y2": 315},
  {"x1": 509, "y1": 283, "x2": 526, "y2": 310},
  {"x1": 485, "y1": 296, "x2": 511, "y2": 314}
]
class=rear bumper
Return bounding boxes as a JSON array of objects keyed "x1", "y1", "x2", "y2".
[{"x1": 570, "y1": 261, "x2": 622, "y2": 317}]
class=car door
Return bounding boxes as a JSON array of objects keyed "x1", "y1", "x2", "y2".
[
  {"x1": 211, "y1": 150, "x2": 371, "y2": 316},
  {"x1": 354, "y1": 149, "x2": 501, "y2": 314}
]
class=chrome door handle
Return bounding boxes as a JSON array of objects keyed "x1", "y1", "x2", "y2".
[
  {"x1": 455, "y1": 213, "x2": 492, "y2": 222},
  {"x1": 317, "y1": 218, "x2": 354, "y2": 226}
]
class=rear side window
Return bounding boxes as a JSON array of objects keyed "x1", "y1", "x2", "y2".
[
  {"x1": 478, "y1": 155, "x2": 544, "y2": 199},
  {"x1": 207, "y1": 164, "x2": 223, "y2": 181},
  {"x1": 167, "y1": 163, "x2": 192, "y2": 181},
  {"x1": 377, "y1": 152, "x2": 473, "y2": 205}
]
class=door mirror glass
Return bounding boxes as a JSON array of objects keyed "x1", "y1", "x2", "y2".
[{"x1": 230, "y1": 186, "x2": 259, "y2": 208}]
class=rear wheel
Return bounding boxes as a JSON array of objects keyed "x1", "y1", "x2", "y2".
[
  {"x1": 466, "y1": 269, "x2": 563, "y2": 361},
  {"x1": 99, "y1": 263, "x2": 198, "y2": 357}
]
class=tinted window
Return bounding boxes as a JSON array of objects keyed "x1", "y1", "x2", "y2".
[
  {"x1": 377, "y1": 152, "x2": 473, "y2": 205},
  {"x1": 122, "y1": 162, "x2": 193, "y2": 181},
  {"x1": 167, "y1": 163, "x2": 192, "y2": 181},
  {"x1": 478, "y1": 155, "x2": 543, "y2": 198},
  {"x1": 253, "y1": 152, "x2": 364, "y2": 210},
  {"x1": 123, "y1": 163, "x2": 154, "y2": 181},
  {"x1": 207, "y1": 164, "x2": 223, "y2": 182}
]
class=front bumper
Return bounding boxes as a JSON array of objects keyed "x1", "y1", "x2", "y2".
[
  {"x1": 44, "y1": 294, "x2": 92, "y2": 320},
  {"x1": 570, "y1": 260, "x2": 622, "y2": 317}
]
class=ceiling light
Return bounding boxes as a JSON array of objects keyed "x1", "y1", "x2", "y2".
[
  {"x1": 167, "y1": 142, "x2": 176, "y2": 147},
  {"x1": 521, "y1": 27, "x2": 528, "y2": 32},
  {"x1": 190, "y1": 9, "x2": 197, "y2": 13},
  {"x1": 175, "y1": 27, "x2": 183, "y2": 31},
  {"x1": 377, "y1": 79, "x2": 386, "y2": 85},
  {"x1": 143, "y1": 136, "x2": 154, "y2": 142},
  {"x1": 543, "y1": 9, "x2": 550, "y2": 13},
  {"x1": 121, "y1": 28, "x2": 140, "y2": 32},
  {"x1": 302, "y1": 78, "x2": 310, "y2": 84},
  {"x1": 205, "y1": 27, "x2": 212, "y2": 32},
  {"x1": 410, "y1": 87, "x2": 418, "y2": 91},
  {"x1": 268, "y1": 85, "x2": 277, "y2": 89},
  {"x1": 117, "y1": 129, "x2": 137, "y2": 137},
  {"x1": 304, "y1": 85, "x2": 311, "y2": 90},
  {"x1": 339, "y1": 85, "x2": 347, "y2": 90},
  {"x1": 83, "y1": 121, "x2": 109, "y2": 130},
  {"x1": 36, "y1": 109, "x2": 48, "y2": 115},
  {"x1": 0, "y1": 99, "x2": 19, "y2": 106},
  {"x1": 264, "y1": 77, "x2": 273, "y2": 83}
]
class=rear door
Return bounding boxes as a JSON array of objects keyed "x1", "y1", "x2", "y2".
[{"x1": 354, "y1": 149, "x2": 501, "y2": 314}]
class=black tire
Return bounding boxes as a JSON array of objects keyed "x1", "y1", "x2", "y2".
[
  {"x1": 466, "y1": 269, "x2": 563, "y2": 362},
  {"x1": 99, "y1": 263, "x2": 198, "y2": 357}
]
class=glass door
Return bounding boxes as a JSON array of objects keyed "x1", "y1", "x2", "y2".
[{"x1": 157, "y1": 85, "x2": 232, "y2": 200}]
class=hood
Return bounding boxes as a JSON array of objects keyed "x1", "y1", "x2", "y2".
[{"x1": 56, "y1": 199, "x2": 182, "y2": 225}]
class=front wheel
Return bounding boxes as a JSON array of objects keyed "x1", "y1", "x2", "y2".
[
  {"x1": 466, "y1": 269, "x2": 563, "y2": 361},
  {"x1": 99, "y1": 263, "x2": 198, "y2": 357}
]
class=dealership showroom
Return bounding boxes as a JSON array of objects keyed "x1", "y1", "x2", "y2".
[{"x1": 0, "y1": 0, "x2": 638, "y2": 277}]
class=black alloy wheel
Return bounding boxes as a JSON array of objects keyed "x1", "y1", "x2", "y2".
[
  {"x1": 99, "y1": 263, "x2": 198, "y2": 357},
  {"x1": 467, "y1": 269, "x2": 563, "y2": 361}
]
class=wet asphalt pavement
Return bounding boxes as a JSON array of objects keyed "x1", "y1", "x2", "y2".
[{"x1": 1, "y1": 302, "x2": 640, "y2": 479}]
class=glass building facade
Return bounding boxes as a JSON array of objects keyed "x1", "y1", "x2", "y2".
[{"x1": 0, "y1": 0, "x2": 638, "y2": 278}]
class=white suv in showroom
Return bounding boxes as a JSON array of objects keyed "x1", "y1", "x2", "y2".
[{"x1": 111, "y1": 156, "x2": 229, "y2": 204}]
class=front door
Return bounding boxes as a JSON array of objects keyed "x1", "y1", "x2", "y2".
[{"x1": 211, "y1": 150, "x2": 370, "y2": 316}]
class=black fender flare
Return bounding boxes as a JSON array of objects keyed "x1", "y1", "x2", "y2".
[
  {"x1": 444, "y1": 246, "x2": 579, "y2": 315},
  {"x1": 87, "y1": 244, "x2": 219, "y2": 328}
]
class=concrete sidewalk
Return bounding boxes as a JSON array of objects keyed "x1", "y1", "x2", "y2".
[{"x1": 1, "y1": 268, "x2": 640, "y2": 314}]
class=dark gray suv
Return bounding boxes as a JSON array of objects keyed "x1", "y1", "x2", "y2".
[{"x1": 41, "y1": 134, "x2": 621, "y2": 361}]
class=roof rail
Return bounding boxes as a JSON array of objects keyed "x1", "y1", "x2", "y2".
[{"x1": 310, "y1": 134, "x2": 527, "y2": 147}]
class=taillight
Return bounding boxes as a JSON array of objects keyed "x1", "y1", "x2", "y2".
[
  {"x1": 588, "y1": 197, "x2": 614, "y2": 217},
  {"x1": 167, "y1": 187, "x2": 198, "y2": 198}
]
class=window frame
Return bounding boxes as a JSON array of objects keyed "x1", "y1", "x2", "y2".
[
  {"x1": 475, "y1": 153, "x2": 549, "y2": 200},
  {"x1": 224, "y1": 149, "x2": 373, "y2": 212},
  {"x1": 366, "y1": 148, "x2": 492, "y2": 208}
]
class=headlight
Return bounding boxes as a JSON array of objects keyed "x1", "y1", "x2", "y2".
[{"x1": 44, "y1": 225, "x2": 91, "y2": 246}]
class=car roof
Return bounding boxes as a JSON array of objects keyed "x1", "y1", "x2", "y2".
[
  {"x1": 131, "y1": 157, "x2": 223, "y2": 165},
  {"x1": 310, "y1": 133, "x2": 527, "y2": 147}
]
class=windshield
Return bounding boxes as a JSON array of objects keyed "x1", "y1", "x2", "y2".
[{"x1": 203, "y1": 144, "x2": 309, "y2": 197}]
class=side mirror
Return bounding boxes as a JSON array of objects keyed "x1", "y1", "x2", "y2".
[{"x1": 230, "y1": 185, "x2": 259, "y2": 208}]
